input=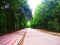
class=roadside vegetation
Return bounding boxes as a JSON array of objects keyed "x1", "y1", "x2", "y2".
[
  {"x1": 30, "y1": 0, "x2": 60, "y2": 33},
  {"x1": 0, "y1": 0, "x2": 32, "y2": 35},
  {"x1": 0, "y1": 0, "x2": 60, "y2": 35}
]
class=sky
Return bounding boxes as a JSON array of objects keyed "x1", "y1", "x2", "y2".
[{"x1": 28, "y1": 0, "x2": 42, "y2": 15}]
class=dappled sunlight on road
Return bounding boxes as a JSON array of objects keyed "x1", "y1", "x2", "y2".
[{"x1": 0, "y1": 29, "x2": 25, "y2": 45}]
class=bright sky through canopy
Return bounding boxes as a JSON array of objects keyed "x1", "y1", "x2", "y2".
[
  {"x1": 28, "y1": 0, "x2": 42, "y2": 15},
  {"x1": 27, "y1": 21, "x2": 30, "y2": 26}
]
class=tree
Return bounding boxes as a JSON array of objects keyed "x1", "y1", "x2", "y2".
[
  {"x1": 0, "y1": 0, "x2": 32, "y2": 35},
  {"x1": 30, "y1": 0, "x2": 60, "y2": 32}
]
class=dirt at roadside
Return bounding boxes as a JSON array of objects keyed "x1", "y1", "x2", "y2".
[{"x1": 38, "y1": 29, "x2": 60, "y2": 37}]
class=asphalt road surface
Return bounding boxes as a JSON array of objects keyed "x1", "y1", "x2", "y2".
[
  {"x1": 0, "y1": 29, "x2": 25, "y2": 45},
  {"x1": 23, "y1": 28, "x2": 60, "y2": 45},
  {"x1": 0, "y1": 28, "x2": 60, "y2": 45}
]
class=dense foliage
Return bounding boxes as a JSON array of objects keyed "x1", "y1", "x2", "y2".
[
  {"x1": 0, "y1": 0, "x2": 32, "y2": 35},
  {"x1": 30, "y1": 0, "x2": 60, "y2": 32}
]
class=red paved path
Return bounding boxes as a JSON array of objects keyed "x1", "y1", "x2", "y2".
[
  {"x1": 23, "y1": 28, "x2": 60, "y2": 45},
  {"x1": 0, "y1": 29, "x2": 25, "y2": 45}
]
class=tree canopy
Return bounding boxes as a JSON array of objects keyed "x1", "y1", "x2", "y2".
[
  {"x1": 30, "y1": 0, "x2": 60, "y2": 32},
  {"x1": 0, "y1": 0, "x2": 32, "y2": 35}
]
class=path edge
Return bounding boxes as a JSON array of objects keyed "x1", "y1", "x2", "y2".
[{"x1": 18, "y1": 29, "x2": 26, "y2": 45}]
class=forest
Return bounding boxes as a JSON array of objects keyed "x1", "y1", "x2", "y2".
[
  {"x1": 0, "y1": 0, "x2": 60, "y2": 35},
  {"x1": 30, "y1": 0, "x2": 60, "y2": 33},
  {"x1": 0, "y1": 0, "x2": 32, "y2": 35}
]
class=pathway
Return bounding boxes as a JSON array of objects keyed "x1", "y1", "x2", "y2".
[{"x1": 23, "y1": 28, "x2": 60, "y2": 45}]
